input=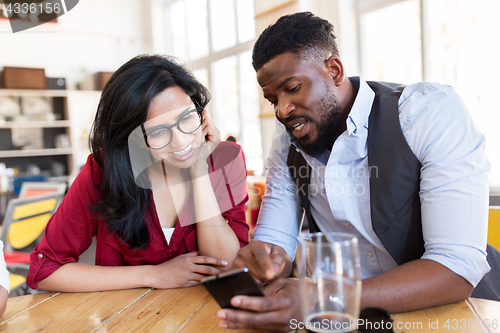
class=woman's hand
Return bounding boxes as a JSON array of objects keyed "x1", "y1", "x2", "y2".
[
  {"x1": 148, "y1": 251, "x2": 228, "y2": 289},
  {"x1": 201, "y1": 109, "x2": 221, "y2": 149},
  {"x1": 36, "y1": 253, "x2": 228, "y2": 293},
  {"x1": 190, "y1": 109, "x2": 221, "y2": 178}
]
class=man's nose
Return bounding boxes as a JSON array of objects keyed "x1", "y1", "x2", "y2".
[{"x1": 276, "y1": 100, "x2": 295, "y2": 120}]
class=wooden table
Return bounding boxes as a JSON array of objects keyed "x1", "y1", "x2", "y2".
[
  {"x1": 390, "y1": 298, "x2": 500, "y2": 333},
  {"x1": 1, "y1": 286, "x2": 267, "y2": 332},
  {"x1": 1, "y1": 286, "x2": 499, "y2": 332}
]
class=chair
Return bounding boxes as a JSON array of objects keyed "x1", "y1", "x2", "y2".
[
  {"x1": 247, "y1": 180, "x2": 266, "y2": 230},
  {"x1": 0, "y1": 192, "x2": 65, "y2": 270},
  {"x1": 12, "y1": 175, "x2": 47, "y2": 196},
  {"x1": 18, "y1": 181, "x2": 67, "y2": 199},
  {"x1": 488, "y1": 207, "x2": 500, "y2": 251},
  {"x1": 8, "y1": 272, "x2": 28, "y2": 296}
]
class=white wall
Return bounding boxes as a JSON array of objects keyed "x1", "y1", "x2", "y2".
[
  {"x1": 66, "y1": 90, "x2": 101, "y2": 173},
  {"x1": 0, "y1": 0, "x2": 154, "y2": 175},
  {"x1": 0, "y1": 0, "x2": 154, "y2": 88}
]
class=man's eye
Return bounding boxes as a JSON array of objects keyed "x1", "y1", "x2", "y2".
[{"x1": 288, "y1": 85, "x2": 299, "y2": 92}]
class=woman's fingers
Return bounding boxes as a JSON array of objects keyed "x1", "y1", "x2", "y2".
[
  {"x1": 190, "y1": 255, "x2": 228, "y2": 267},
  {"x1": 185, "y1": 280, "x2": 202, "y2": 287},
  {"x1": 188, "y1": 272, "x2": 210, "y2": 282},
  {"x1": 191, "y1": 264, "x2": 223, "y2": 276},
  {"x1": 201, "y1": 110, "x2": 221, "y2": 144}
]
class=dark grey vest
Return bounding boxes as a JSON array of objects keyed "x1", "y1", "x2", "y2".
[
  {"x1": 287, "y1": 78, "x2": 500, "y2": 300},
  {"x1": 288, "y1": 79, "x2": 423, "y2": 265}
]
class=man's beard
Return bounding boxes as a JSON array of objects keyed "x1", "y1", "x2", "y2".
[{"x1": 299, "y1": 92, "x2": 341, "y2": 156}]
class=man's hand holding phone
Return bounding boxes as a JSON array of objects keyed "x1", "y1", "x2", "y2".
[
  {"x1": 216, "y1": 278, "x2": 302, "y2": 332},
  {"x1": 206, "y1": 241, "x2": 298, "y2": 331},
  {"x1": 201, "y1": 267, "x2": 264, "y2": 309}
]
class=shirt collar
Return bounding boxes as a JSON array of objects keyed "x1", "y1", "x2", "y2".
[{"x1": 347, "y1": 76, "x2": 375, "y2": 135}]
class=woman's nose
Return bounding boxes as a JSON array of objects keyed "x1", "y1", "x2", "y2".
[{"x1": 169, "y1": 127, "x2": 192, "y2": 149}]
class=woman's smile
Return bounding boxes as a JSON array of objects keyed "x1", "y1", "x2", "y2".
[{"x1": 170, "y1": 143, "x2": 195, "y2": 160}]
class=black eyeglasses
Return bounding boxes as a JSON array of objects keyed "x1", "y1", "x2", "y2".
[
  {"x1": 357, "y1": 307, "x2": 394, "y2": 333},
  {"x1": 141, "y1": 106, "x2": 203, "y2": 149}
]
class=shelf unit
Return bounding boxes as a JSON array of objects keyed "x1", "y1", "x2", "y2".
[
  {"x1": 1, "y1": 120, "x2": 71, "y2": 128},
  {"x1": 0, "y1": 148, "x2": 73, "y2": 158},
  {"x1": 0, "y1": 89, "x2": 101, "y2": 179}
]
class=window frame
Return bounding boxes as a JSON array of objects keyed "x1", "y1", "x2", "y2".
[
  {"x1": 355, "y1": 0, "x2": 500, "y2": 180},
  {"x1": 357, "y1": 0, "x2": 429, "y2": 81},
  {"x1": 162, "y1": 0, "x2": 262, "y2": 171}
]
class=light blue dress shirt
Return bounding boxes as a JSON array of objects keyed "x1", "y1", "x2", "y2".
[{"x1": 253, "y1": 77, "x2": 491, "y2": 286}]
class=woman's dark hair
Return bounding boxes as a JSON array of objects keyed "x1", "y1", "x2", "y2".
[
  {"x1": 90, "y1": 54, "x2": 211, "y2": 249},
  {"x1": 252, "y1": 12, "x2": 339, "y2": 71}
]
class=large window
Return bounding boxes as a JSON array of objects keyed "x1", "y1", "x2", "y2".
[
  {"x1": 164, "y1": 0, "x2": 262, "y2": 173},
  {"x1": 358, "y1": 0, "x2": 500, "y2": 181}
]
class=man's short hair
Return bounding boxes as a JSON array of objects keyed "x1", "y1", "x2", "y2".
[{"x1": 252, "y1": 12, "x2": 339, "y2": 71}]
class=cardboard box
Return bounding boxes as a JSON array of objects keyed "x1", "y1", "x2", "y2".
[
  {"x1": 77, "y1": 72, "x2": 114, "y2": 91},
  {"x1": 95, "y1": 72, "x2": 113, "y2": 90},
  {"x1": 1, "y1": 67, "x2": 46, "y2": 89}
]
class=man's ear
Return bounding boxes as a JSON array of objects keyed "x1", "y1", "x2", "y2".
[{"x1": 324, "y1": 55, "x2": 345, "y2": 86}]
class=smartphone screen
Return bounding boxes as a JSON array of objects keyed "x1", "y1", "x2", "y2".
[{"x1": 201, "y1": 267, "x2": 264, "y2": 309}]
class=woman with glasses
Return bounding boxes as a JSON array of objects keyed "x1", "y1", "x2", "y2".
[{"x1": 26, "y1": 55, "x2": 250, "y2": 292}]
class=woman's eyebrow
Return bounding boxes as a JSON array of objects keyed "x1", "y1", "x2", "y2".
[
  {"x1": 174, "y1": 105, "x2": 195, "y2": 121},
  {"x1": 143, "y1": 124, "x2": 166, "y2": 133},
  {"x1": 143, "y1": 105, "x2": 195, "y2": 132}
]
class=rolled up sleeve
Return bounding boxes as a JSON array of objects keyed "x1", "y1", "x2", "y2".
[
  {"x1": 400, "y1": 83, "x2": 490, "y2": 287},
  {"x1": 27, "y1": 156, "x2": 99, "y2": 289}
]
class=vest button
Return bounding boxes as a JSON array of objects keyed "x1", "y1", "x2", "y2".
[
  {"x1": 38, "y1": 253, "x2": 43, "y2": 259},
  {"x1": 367, "y1": 252, "x2": 373, "y2": 258},
  {"x1": 344, "y1": 223, "x2": 350, "y2": 227}
]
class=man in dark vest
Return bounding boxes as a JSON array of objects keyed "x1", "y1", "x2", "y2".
[{"x1": 217, "y1": 12, "x2": 496, "y2": 332}]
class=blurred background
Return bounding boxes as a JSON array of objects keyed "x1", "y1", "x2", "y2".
[
  {"x1": 1, "y1": 0, "x2": 500, "y2": 296},
  {"x1": 0, "y1": 0, "x2": 499, "y2": 181}
]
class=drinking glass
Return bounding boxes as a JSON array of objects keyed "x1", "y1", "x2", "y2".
[{"x1": 297, "y1": 232, "x2": 361, "y2": 333}]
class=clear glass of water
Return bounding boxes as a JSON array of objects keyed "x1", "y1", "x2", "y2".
[{"x1": 297, "y1": 232, "x2": 362, "y2": 333}]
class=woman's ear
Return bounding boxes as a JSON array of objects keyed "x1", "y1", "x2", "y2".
[{"x1": 324, "y1": 55, "x2": 345, "y2": 86}]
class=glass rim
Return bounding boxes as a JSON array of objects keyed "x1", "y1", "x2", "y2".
[{"x1": 298, "y1": 231, "x2": 359, "y2": 243}]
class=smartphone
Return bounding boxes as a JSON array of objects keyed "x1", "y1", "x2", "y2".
[{"x1": 201, "y1": 267, "x2": 264, "y2": 309}]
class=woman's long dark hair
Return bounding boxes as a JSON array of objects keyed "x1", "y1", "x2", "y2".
[{"x1": 90, "y1": 54, "x2": 211, "y2": 249}]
